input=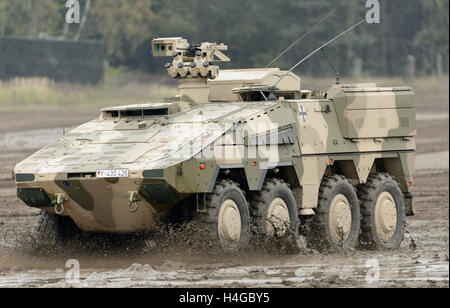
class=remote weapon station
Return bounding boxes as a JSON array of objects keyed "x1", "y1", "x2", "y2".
[{"x1": 14, "y1": 19, "x2": 416, "y2": 252}]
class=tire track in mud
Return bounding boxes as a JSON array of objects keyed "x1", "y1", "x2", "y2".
[{"x1": 0, "y1": 259, "x2": 448, "y2": 288}]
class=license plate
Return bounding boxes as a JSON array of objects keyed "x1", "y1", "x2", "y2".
[{"x1": 96, "y1": 169, "x2": 129, "y2": 178}]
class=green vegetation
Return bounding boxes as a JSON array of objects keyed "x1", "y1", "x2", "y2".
[
  {"x1": 0, "y1": 0, "x2": 448, "y2": 77},
  {"x1": 0, "y1": 72, "x2": 177, "y2": 110},
  {"x1": 1, "y1": 74, "x2": 447, "y2": 110},
  {"x1": 0, "y1": 0, "x2": 448, "y2": 108}
]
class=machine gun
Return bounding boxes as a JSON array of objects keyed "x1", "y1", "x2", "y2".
[{"x1": 152, "y1": 37, "x2": 230, "y2": 80}]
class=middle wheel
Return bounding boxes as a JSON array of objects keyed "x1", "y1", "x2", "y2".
[
  {"x1": 308, "y1": 174, "x2": 361, "y2": 252},
  {"x1": 249, "y1": 178, "x2": 299, "y2": 240}
]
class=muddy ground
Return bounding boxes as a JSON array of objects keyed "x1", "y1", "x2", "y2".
[{"x1": 0, "y1": 79, "x2": 448, "y2": 288}]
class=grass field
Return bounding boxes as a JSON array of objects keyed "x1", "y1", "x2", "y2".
[
  {"x1": 1, "y1": 70, "x2": 448, "y2": 111},
  {"x1": 0, "y1": 69, "x2": 178, "y2": 110}
]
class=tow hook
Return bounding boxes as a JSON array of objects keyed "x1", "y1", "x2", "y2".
[
  {"x1": 53, "y1": 193, "x2": 67, "y2": 215},
  {"x1": 128, "y1": 191, "x2": 141, "y2": 213}
]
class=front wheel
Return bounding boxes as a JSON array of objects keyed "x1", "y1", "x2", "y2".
[
  {"x1": 194, "y1": 180, "x2": 250, "y2": 252},
  {"x1": 36, "y1": 210, "x2": 80, "y2": 244}
]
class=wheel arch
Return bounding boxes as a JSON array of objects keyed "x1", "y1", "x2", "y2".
[
  {"x1": 330, "y1": 152, "x2": 414, "y2": 192},
  {"x1": 207, "y1": 164, "x2": 247, "y2": 193},
  {"x1": 208, "y1": 162, "x2": 302, "y2": 195},
  {"x1": 373, "y1": 154, "x2": 415, "y2": 193}
]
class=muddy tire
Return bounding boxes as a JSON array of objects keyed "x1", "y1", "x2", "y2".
[
  {"x1": 36, "y1": 210, "x2": 80, "y2": 244},
  {"x1": 308, "y1": 175, "x2": 360, "y2": 253},
  {"x1": 249, "y1": 178, "x2": 299, "y2": 251},
  {"x1": 194, "y1": 179, "x2": 250, "y2": 252},
  {"x1": 358, "y1": 173, "x2": 406, "y2": 250}
]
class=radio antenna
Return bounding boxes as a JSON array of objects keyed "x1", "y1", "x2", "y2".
[
  {"x1": 266, "y1": 9, "x2": 337, "y2": 68},
  {"x1": 320, "y1": 47, "x2": 342, "y2": 84},
  {"x1": 273, "y1": 19, "x2": 365, "y2": 88}
]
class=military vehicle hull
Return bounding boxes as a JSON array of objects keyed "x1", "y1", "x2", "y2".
[{"x1": 15, "y1": 90, "x2": 416, "y2": 233}]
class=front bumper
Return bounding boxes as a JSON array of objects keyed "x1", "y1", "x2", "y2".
[{"x1": 15, "y1": 175, "x2": 181, "y2": 233}]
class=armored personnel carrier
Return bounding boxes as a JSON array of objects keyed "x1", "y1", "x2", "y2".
[{"x1": 14, "y1": 36, "x2": 416, "y2": 252}]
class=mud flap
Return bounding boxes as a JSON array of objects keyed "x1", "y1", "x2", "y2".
[{"x1": 404, "y1": 193, "x2": 415, "y2": 216}]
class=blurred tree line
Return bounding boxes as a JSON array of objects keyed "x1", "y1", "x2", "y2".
[{"x1": 0, "y1": 0, "x2": 448, "y2": 77}]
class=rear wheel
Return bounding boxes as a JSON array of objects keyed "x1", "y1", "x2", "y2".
[
  {"x1": 249, "y1": 178, "x2": 299, "y2": 251},
  {"x1": 358, "y1": 173, "x2": 406, "y2": 250},
  {"x1": 308, "y1": 175, "x2": 360, "y2": 252},
  {"x1": 194, "y1": 180, "x2": 250, "y2": 252}
]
